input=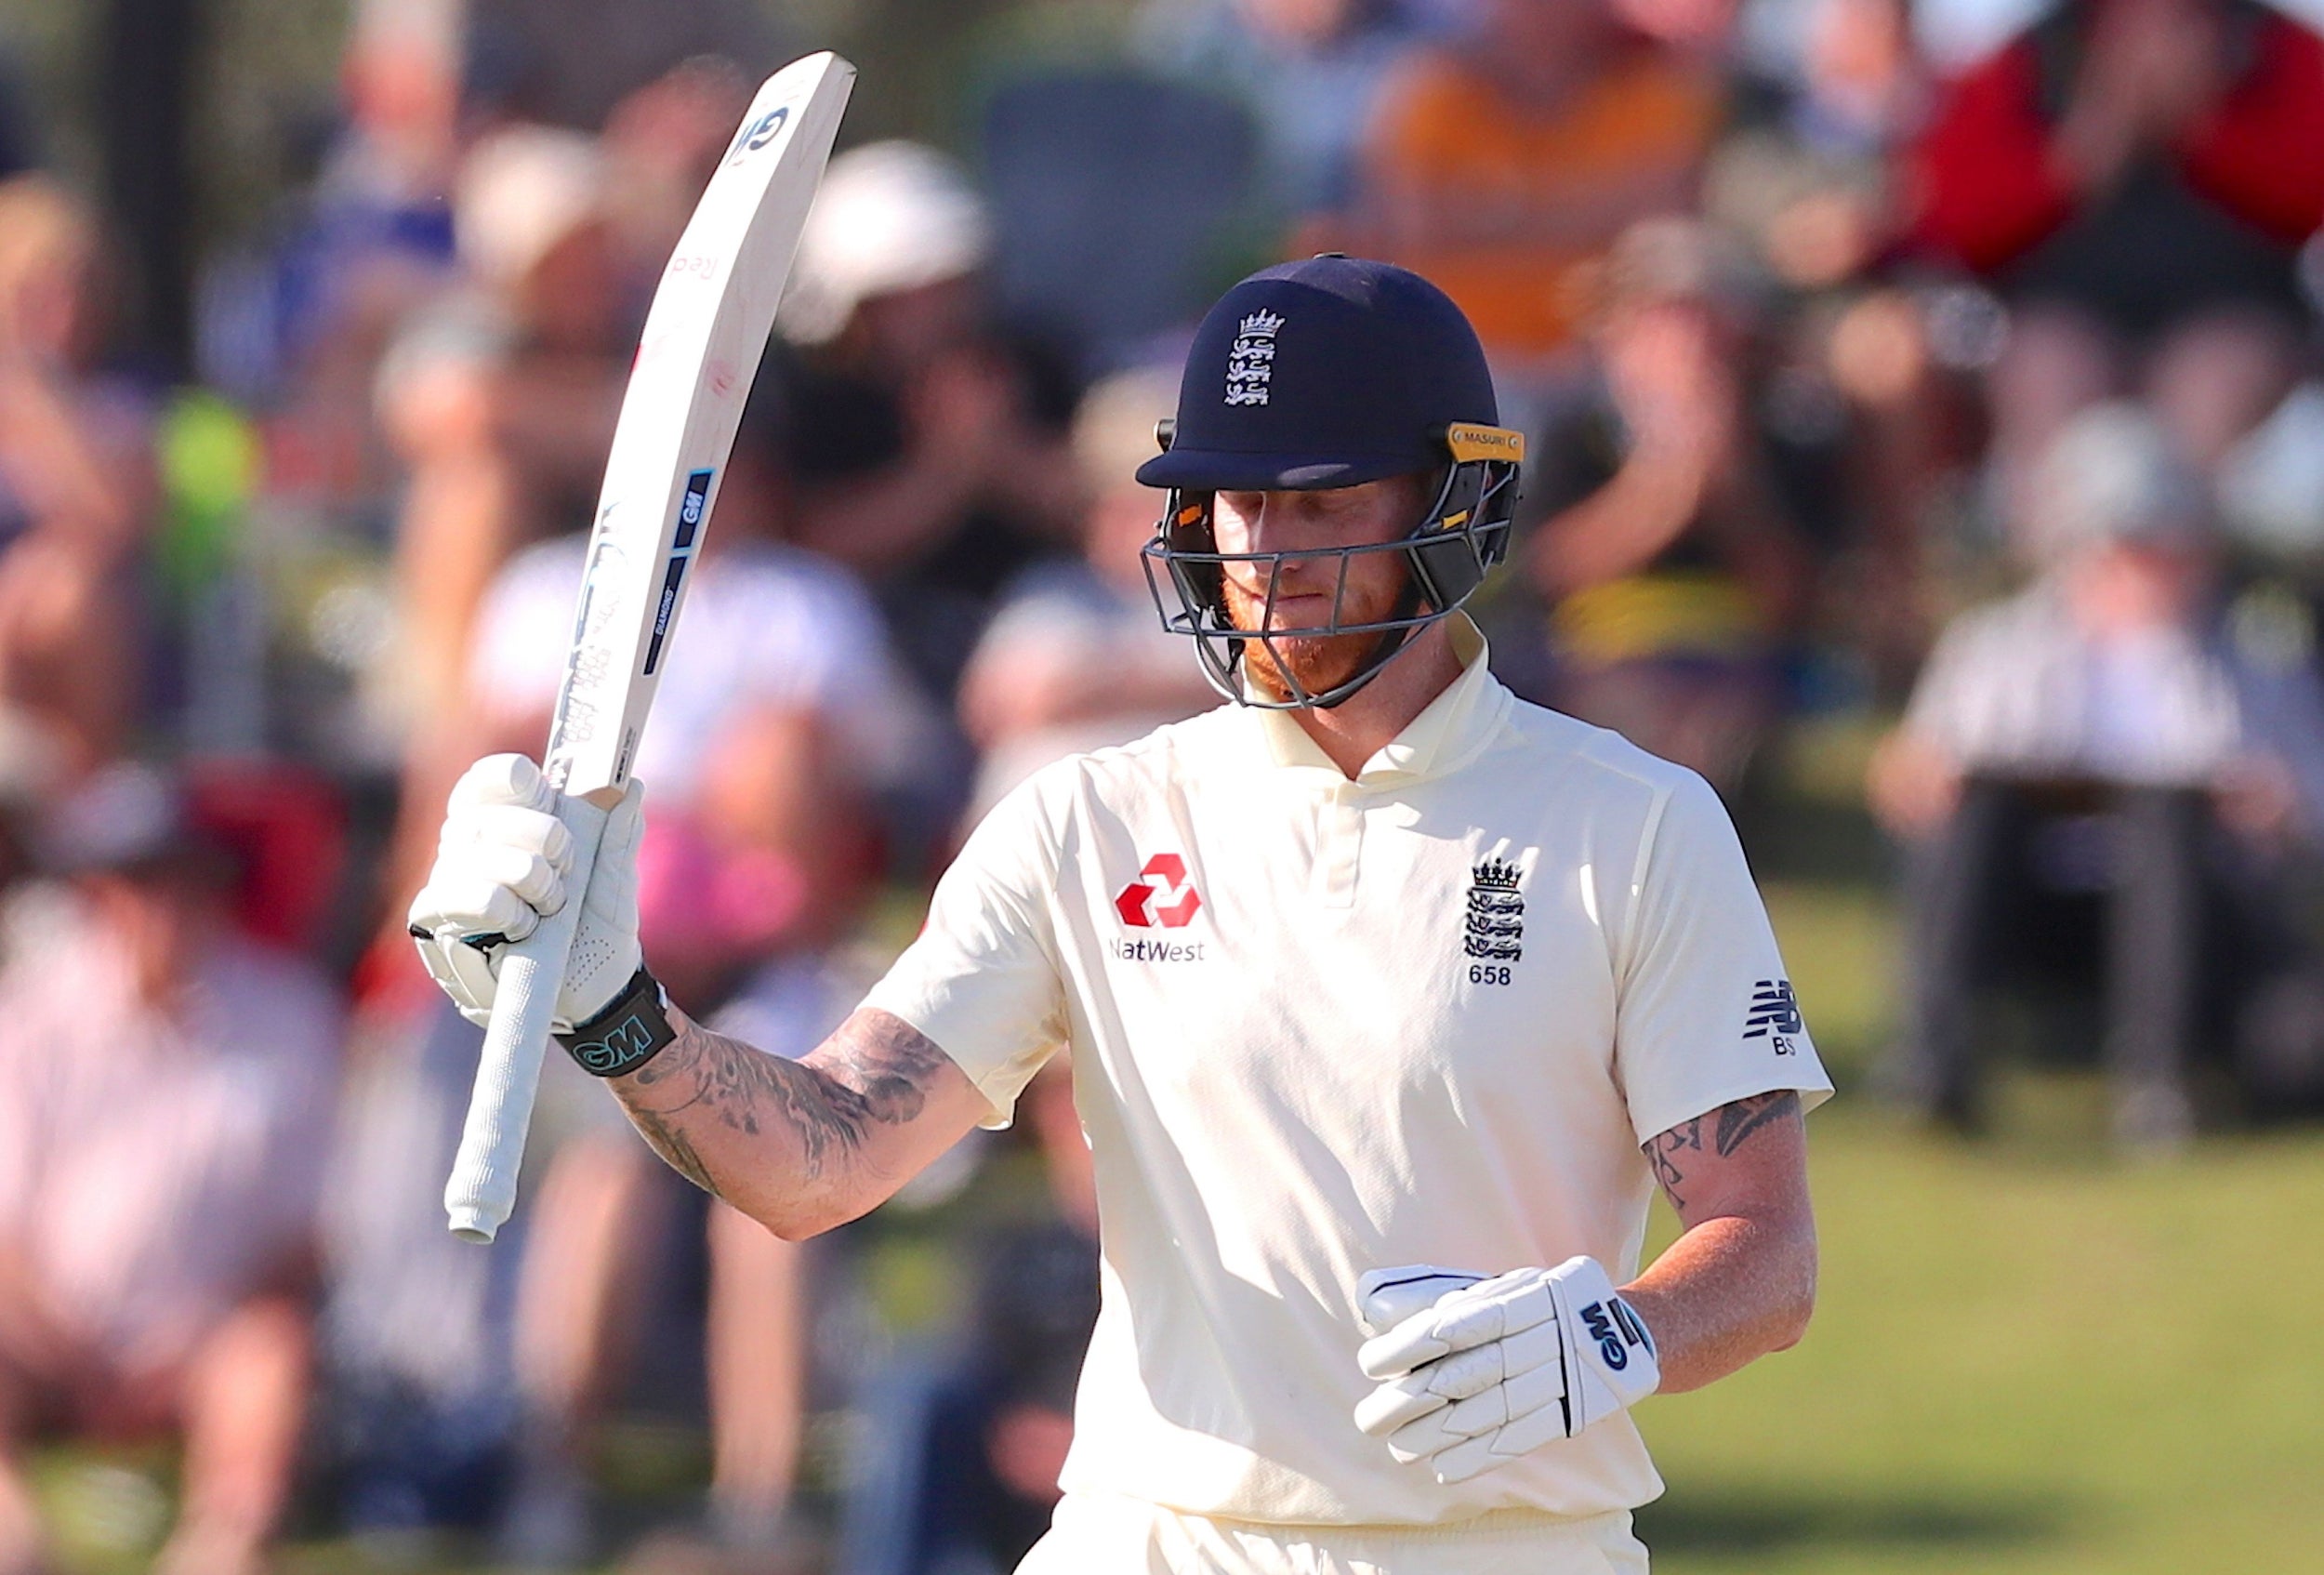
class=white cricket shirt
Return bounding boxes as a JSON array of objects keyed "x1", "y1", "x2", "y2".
[{"x1": 865, "y1": 621, "x2": 1831, "y2": 1526}]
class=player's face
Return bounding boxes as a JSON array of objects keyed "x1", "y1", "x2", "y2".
[{"x1": 1212, "y1": 474, "x2": 1428, "y2": 701}]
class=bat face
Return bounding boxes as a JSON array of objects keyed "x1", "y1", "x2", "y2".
[{"x1": 544, "y1": 52, "x2": 855, "y2": 802}]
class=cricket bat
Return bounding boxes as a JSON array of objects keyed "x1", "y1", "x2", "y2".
[{"x1": 444, "y1": 52, "x2": 855, "y2": 1243}]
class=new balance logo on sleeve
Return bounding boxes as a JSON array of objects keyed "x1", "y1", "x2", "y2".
[{"x1": 1743, "y1": 980, "x2": 1802, "y2": 1052}]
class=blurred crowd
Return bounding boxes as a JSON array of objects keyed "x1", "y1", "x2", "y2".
[{"x1": 7, "y1": 0, "x2": 2324, "y2": 1568}]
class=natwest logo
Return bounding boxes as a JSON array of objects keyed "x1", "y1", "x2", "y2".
[{"x1": 1114, "y1": 854, "x2": 1203, "y2": 929}]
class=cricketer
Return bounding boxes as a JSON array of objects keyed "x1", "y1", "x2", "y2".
[{"x1": 409, "y1": 256, "x2": 1831, "y2": 1571}]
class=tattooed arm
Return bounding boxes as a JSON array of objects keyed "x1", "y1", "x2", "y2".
[
  {"x1": 1623, "y1": 1091, "x2": 1817, "y2": 1394},
  {"x1": 610, "y1": 1007, "x2": 994, "y2": 1240}
]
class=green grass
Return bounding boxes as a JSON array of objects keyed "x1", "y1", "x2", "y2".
[{"x1": 1638, "y1": 1106, "x2": 2324, "y2": 1573}]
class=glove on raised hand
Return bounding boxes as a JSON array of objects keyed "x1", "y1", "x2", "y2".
[
  {"x1": 1353, "y1": 1255, "x2": 1659, "y2": 1484},
  {"x1": 407, "y1": 754, "x2": 645, "y2": 1032}
]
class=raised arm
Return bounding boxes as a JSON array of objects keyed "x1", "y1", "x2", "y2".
[
  {"x1": 1629, "y1": 1090, "x2": 1817, "y2": 1392},
  {"x1": 610, "y1": 1006, "x2": 991, "y2": 1239},
  {"x1": 407, "y1": 755, "x2": 1009, "y2": 1244}
]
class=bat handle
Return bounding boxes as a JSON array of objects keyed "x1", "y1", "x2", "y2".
[{"x1": 444, "y1": 793, "x2": 613, "y2": 1243}]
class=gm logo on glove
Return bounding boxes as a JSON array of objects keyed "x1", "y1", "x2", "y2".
[
  {"x1": 1579, "y1": 1296, "x2": 1654, "y2": 1370},
  {"x1": 1352, "y1": 1255, "x2": 1660, "y2": 1484}
]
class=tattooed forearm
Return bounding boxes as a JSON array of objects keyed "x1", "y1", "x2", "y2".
[
  {"x1": 609, "y1": 1008, "x2": 957, "y2": 1216},
  {"x1": 1643, "y1": 1092, "x2": 1802, "y2": 1211},
  {"x1": 631, "y1": 1021, "x2": 860, "y2": 1179},
  {"x1": 625, "y1": 1103, "x2": 720, "y2": 1196},
  {"x1": 1645, "y1": 1117, "x2": 1704, "y2": 1209},
  {"x1": 1713, "y1": 1092, "x2": 1800, "y2": 1158}
]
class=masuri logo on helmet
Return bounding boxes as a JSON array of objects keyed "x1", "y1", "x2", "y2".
[{"x1": 1137, "y1": 256, "x2": 1525, "y2": 711}]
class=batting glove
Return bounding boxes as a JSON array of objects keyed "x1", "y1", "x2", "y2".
[
  {"x1": 1353, "y1": 1256, "x2": 1659, "y2": 1484},
  {"x1": 407, "y1": 754, "x2": 645, "y2": 1032}
]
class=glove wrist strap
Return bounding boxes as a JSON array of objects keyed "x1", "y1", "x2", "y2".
[{"x1": 555, "y1": 968, "x2": 677, "y2": 1078}]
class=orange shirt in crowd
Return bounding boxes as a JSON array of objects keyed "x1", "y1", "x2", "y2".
[{"x1": 1359, "y1": 46, "x2": 1717, "y2": 363}]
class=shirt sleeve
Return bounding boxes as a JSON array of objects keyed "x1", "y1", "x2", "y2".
[
  {"x1": 1613, "y1": 770, "x2": 1833, "y2": 1146},
  {"x1": 860, "y1": 772, "x2": 1069, "y2": 1128}
]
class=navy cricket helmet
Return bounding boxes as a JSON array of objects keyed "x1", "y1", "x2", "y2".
[{"x1": 1137, "y1": 256, "x2": 1525, "y2": 708}]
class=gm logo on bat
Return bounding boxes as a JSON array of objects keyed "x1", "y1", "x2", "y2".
[
  {"x1": 726, "y1": 105, "x2": 789, "y2": 164},
  {"x1": 642, "y1": 469, "x2": 713, "y2": 676}
]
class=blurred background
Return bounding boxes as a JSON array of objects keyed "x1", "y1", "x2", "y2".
[{"x1": 0, "y1": 0, "x2": 2318, "y2": 1570}]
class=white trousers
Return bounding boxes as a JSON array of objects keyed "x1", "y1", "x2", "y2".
[{"x1": 1016, "y1": 1496, "x2": 1651, "y2": 1575}]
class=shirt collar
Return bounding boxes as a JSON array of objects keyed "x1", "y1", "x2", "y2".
[{"x1": 1249, "y1": 615, "x2": 1510, "y2": 786}]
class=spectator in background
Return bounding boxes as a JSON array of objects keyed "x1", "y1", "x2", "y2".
[
  {"x1": 957, "y1": 364, "x2": 1218, "y2": 820},
  {"x1": 459, "y1": 365, "x2": 941, "y2": 890},
  {"x1": 376, "y1": 123, "x2": 628, "y2": 733},
  {"x1": 1908, "y1": 0, "x2": 2324, "y2": 333},
  {"x1": 597, "y1": 57, "x2": 757, "y2": 289},
  {"x1": 198, "y1": 0, "x2": 461, "y2": 421},
  {"x1": 1908, "y1": 0, "x2": 2323, "y2": 547},
  {"x1": 464, "y1": 0, "x2": 781, "y2": 133},
  {"x1": 1347, "y1": 0, "x2": 1720, "y2": 412},
  {"x1": 1868, "y1": 404, "x2": 2256, "y2": 1148},
  {"x1": 0, "y1": 765, "x2": 340, "y2": 1575},
  {"x1": 1136, "y1": 0, "x2": 1437, "y2": 226},
  {"x1": 778, "y1": 141, "x2": 1081, "y2": 711},
  {"x1": 1525, "y1": 218, "x2": 1816, "y2": 790},
  {"x1": 776, "y1": 142, "x2": 995, "y2": 387},
  {"x1": 1704, "y1": 1, "x2": 1948, "y2": 694},
  {"x1": 2209, "y1": 579, "x2": 2324, "y2": 1118},
  {"x1": 182, "y1": 5, "x2": 469, "y2": 790},
  {"x1": 0, "y1": 178, "x2": 156, "y2": 784},
  {"x1": 1718, "y1": 0, "x2": 1918, "y2": 294}
]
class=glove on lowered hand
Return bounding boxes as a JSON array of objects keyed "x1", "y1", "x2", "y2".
[{"x1": 1353, "y1": 1256, "x2": 1659, "y2": 1484}]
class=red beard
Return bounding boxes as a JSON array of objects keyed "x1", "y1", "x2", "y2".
[{"x1": 1221, "y1": 556, "x2": 1415, "y2": 702}]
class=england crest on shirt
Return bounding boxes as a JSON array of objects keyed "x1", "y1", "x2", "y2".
[{"x1": 1462, "y1": 857, "x2": 1525, "y2": 962}]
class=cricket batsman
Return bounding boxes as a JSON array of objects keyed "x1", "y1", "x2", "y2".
[{"x1": 410, "y1": 256, "x2": 1829, "y2": 1571}]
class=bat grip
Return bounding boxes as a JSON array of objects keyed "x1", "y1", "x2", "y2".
[{"x1": 444, "y1": 794, "x2": 613, "y2": 1243}]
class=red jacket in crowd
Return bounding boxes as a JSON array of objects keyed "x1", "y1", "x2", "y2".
[{"x1": 1909, "y1": 0, "x2": 2324, "y2": 274}]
